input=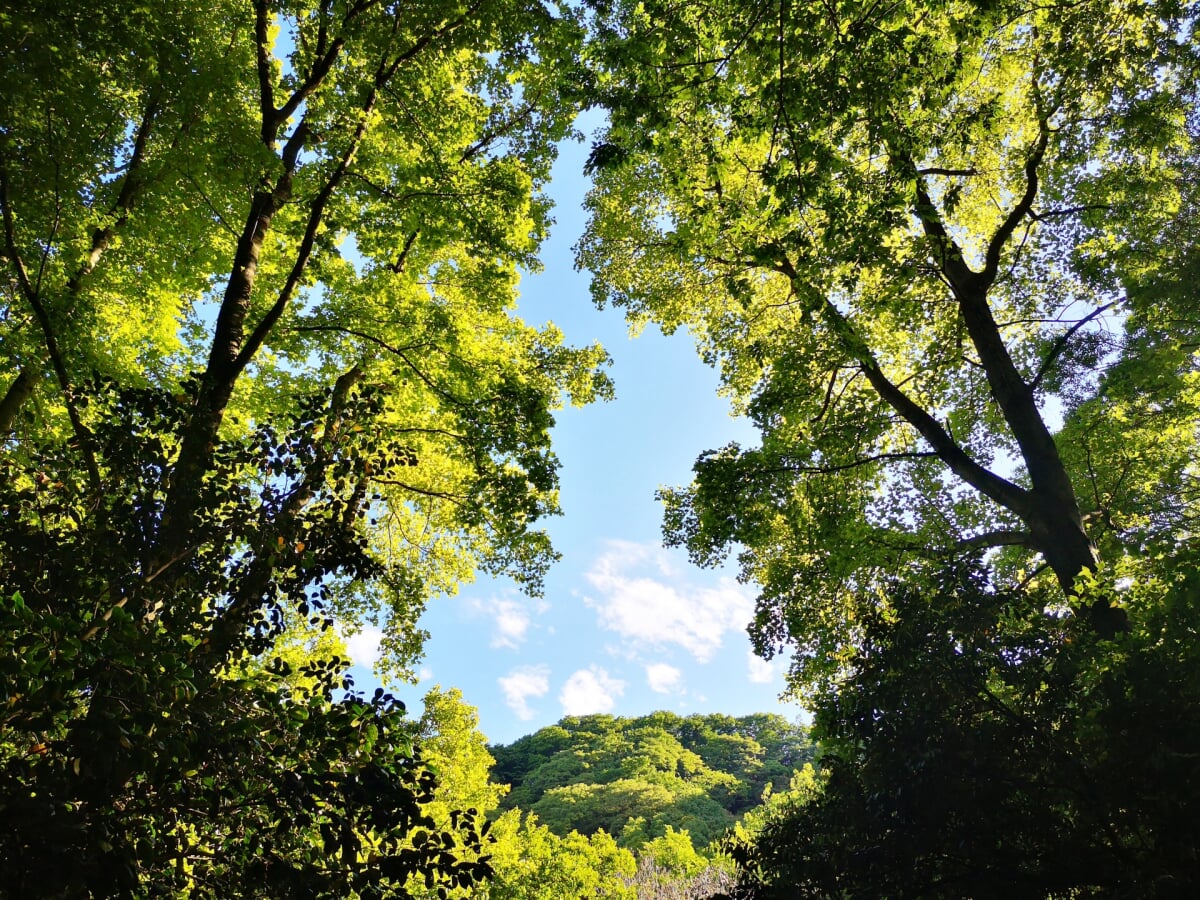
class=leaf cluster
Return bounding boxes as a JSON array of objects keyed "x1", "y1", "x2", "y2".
[{"x1": 0, "y1": 382, "x2": 491, "y2": 897}]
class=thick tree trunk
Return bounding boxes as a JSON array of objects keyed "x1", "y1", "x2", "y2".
[{"x1": 955, "y1": 283, "x2": 1100, "y2": 594}]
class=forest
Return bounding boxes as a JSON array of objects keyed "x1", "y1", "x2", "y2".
[{"x1": 1, "y1": 0, "x2": 1198, "y2": 897}]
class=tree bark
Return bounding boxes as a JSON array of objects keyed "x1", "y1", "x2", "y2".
[{"x1": 0, "y1": 368, "x2": 35, "y2": 433}]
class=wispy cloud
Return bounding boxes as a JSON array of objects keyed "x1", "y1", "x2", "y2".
[
  {"x1": 747, "y1": 651, "x2": 777, "y2": 684},
  {"x1": 646, "y1": 662, "x2": 683, "y2": 694},
  {"x1": 560, "y1": 665, "x2": 626, "y2": 716},
  {"x1": 469, "y1": 595, "x2": 548, "y2": 649},
  {"x1": 343, "y1": 625, "x2": 384, "y2": 668},
  {"x1": 498, "y1": 665, "x2": 551, "y2": 720},
  {"x1": 584, "y1": 540, "x2": 755, "y2": 662}
]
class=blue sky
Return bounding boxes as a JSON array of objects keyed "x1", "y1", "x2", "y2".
[{"x1": 346, "y1": 113, "x2": 806, "y2": 746}]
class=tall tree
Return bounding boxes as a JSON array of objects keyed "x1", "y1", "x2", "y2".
[
  {"x1": 0, "y1": 0, "x2": 607, "y2": 893},
  {"x1": 579, "y1": 0, "x2": 1200, "y2": 685}
]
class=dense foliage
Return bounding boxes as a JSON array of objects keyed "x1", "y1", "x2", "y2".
[
  {"x1": 580, "y1": 0, "x2": 1200, "y2": 684},
  {"x1": 0, "y1": 383, "x2": 494, "y2": 896},
  {"x1": 725, "y1": 559, "x2": 1200, "y2": 897},
  {"x1": 490, "y1": 711, "x2": 813, "y2": 849},
  {"x1": 576, "y1": 0, "x2": 1200, "y2": 894},
  {"x1": 0, "y1": 0, "x2": 607, "y2": 894},
  {"x1": 381, "y1": 688, "x2": 648, "y2": 900},
  {"x1": 6, "y1": 0, "x2": 1200, "y2": 894}
]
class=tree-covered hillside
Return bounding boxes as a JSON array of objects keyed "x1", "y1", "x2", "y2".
[{"x1": 489, "y1": 711, "x2": 813, "y2": 849}]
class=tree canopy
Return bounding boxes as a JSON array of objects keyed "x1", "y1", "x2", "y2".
[
  {"x1": 576, "y1": 1, "x2": 1200, "y2": 892},
  {"x1": 6, "y1": 0, "x2": 1200, "y2": 893},
  {"x1": 0, "y1": 0, "x2": 608, "y2": 894},
  {"x1": 579, "y1": 0, "x2": 1200, "y2": 686},
  {"x1": 490, "y1": 711, "x2": 813, "y2": 849}
]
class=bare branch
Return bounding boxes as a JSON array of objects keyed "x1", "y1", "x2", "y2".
[
  {"x1": 780, "y1": 450, "x2": 940, "y2": 474},
  {"x1": 916, "y1": 167, "x2": 978, "y2": 177}
]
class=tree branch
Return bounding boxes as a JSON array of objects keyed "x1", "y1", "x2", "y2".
[
  {"x1": 67, "y1": 91, "x2": 160, "y2": 293},
  {"x1": 916, "y1": 167, "x2": 977, "y2": 177},
  {"x1": 780, "y1": 450, "x2": 939, "y2": 474},
  {"x1": 0, "y1": 155, "x2": 101, "y2": 493},
  {"x1": 773, "y1": 259, "x2": 1033, "y2": 517},
  {"x1": 880, "y1": 528, "x2": 1033, "y2": 556},
  {"x1": 1028, "y1": 203, "x2": 1110, "y2": 222},
  {"x1": 898, "y1": 160, "x2": 979, "y2": 292},
  {"x1": 254, "y1": 0, "x2": 278, "y2": 145},
  {"x1": 980, "y1": 99, "x2": 1053, "y2": 289},
  {"x1": 1028, "y1": 301, "x2": 1116, "y2": 393},
  {"x1": 197, "y1": 365, "x2": 365, "y2": 662},
  {"x1": 956, "y1": 529, "x2": 1033, "y2": 551},
  {"x1": 373, "y1": 478, "x2": 466, "y2": 504},
  {"x1": 391, "y1": 230, "x2": 419, "y2": 274}
]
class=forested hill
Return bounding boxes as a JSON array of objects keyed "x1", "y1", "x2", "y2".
[{"x1": 488, "y1": 712, "x2": 813, "y2": 848}]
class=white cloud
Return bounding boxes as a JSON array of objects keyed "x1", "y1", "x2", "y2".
[
  {"x1": 498, "y1": 665, "x2": 551, "y2": 720},
  {"x1": 560, "y1": 665, "x2": 626, "y2": 716},
  {"x1": 646, "y1": 662, "x2": 683, "y2": 694},
  {"x1": 583, "y1": 540, "x2": 755, "y2": 662},
  {"x1": 747, "y1": 651, "x2": 776, "y2": 684},
  {"x1": 469, "y1": 595, "x2": 548, "y2": 649},
  {"x1": 343, "y1": 625, "x2": 384, "y2": 668}
]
